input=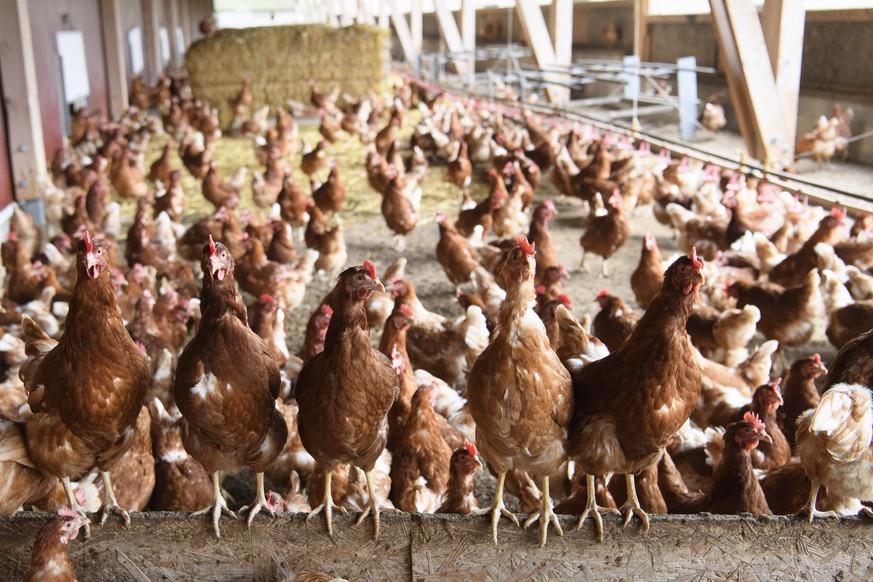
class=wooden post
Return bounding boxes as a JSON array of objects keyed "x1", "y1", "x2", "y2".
[
  {"x1": 432, "y1": 0, "x2": 471, "y2": 77},
  {"x1": 142, "y1": 0, "x2": 163, "y2": 83},
  {"x1": 177, "y1": 0, "x2": 191, "y2": 51},
  {"x1": 550, "y1": 0, "x2": 573, "y2": 68},
  {"x1": 709, "y1": 0, "x2": 793, "y2": 165},
  {"x1": 411, "y1": 0, "x2": 422, "y2": 55},
  {"x1": 0, "y1": 0, "x2": 48, "y2": 203},
  {"x1": 514, "y1": 0, "x2": 567, "y2": 103},
  {"x1": 99, "y1": 0, "x2": 129, "y2": 118},
  {"x1": 388, "y1": 0, "x2": 417, "y2": 67},
  {"x1": 165, "y1": 0, "x2": 181, "y2": 71},
  {"x1": 357, "y1": 0, "x2": 372, "y2": 25},
  {"x1": 378, "y1": 0, "x2": 389, "y2": 28},
  {"x1": 460, "y1": 0, "x2": 476, "y2": 85},
  {"x1": 634, "y1": 0, "x2": 649, "y2": 62},
  {"x1": 761, "y1": 0, "x2": 805, "y2": 155}
]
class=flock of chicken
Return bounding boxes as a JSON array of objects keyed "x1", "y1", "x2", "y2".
[{"x1": 4, "y1": 71, "x2": 873, "y2": 578}]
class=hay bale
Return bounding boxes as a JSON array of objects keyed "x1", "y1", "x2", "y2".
[{"x1": 185, "y1": 24, "x2": 390, "y2": 128}]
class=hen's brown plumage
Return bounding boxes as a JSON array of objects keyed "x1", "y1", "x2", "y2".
[
  {"x1": 568, "y1": 250, "x2": 704, "y2": 540},
  {"x1": 658, "y1": 416, "x2": 772, "y2": 516},
  {"x1": 467, "y1": 234, "x2": 573, "y2": 545},
  {"x1": 389, "y1": 383, "x2": 454, "y2": 512},
  {"x1": 630, "y1": 232, "x2": 663, "y2": 308},
  {"x1": 579, "y1": 190, "x2": 630, "y2": 276},
  {"x1": 148, "y1": 398, "x2": 213, "y2": 512},
  {"x1": 295, "y1": 262, "x2": 399, "y2": 538},
  {"x1": 436, "y1": 211, "x2": 479, "y2": 287},
  {"x1": 25, "y1": 510, "x2": 89, "y2": 582},
  {"x1": 592, "y1": 292, "x2": 640, "y2": 352},
  {"x1": 22, "y1": 233, "x2": 150, "y2": 536},
  {"x1": 174, "y1": 237, "x2": 288, "y2": 537},
  {"x1": 436, "y1": 442, "x2": 482, "y2": 514},
  {"x1": 779, "y1": 354, "x2": 827, "y2": 449}
]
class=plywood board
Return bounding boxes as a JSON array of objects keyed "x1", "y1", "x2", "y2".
[{"x1": 2, "y1": 512, "x2": 872, "y2": 580}]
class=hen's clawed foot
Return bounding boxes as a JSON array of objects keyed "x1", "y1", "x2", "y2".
[
  {"x1": 191, "y1": 497, "x2": 237, "y2": 539},
  {"x1": 481, "y1": 472, "x2": 519, "y2": 545},
  {"x1": 99, "y1": 501, "x2": 131, "y2": 528},
  {"x1": 523, "y1": 476, "x2": 563, "y2": 546},
  {"x1": 306, "y1": 500, "x2": 347, "y2": 537},
  {"x1": 576, "y1": 474, "x2": 616, "y2": 542},
  {"x1": 240, "y1": 472, "x2": 273, "y2": 528},
  {"x1": 192, "y1": 471, "x2": 236, "y2": 538},
  {"x1": 97, "y1": 471, "x2": 131, "y2": 528},
  {"x1": 619, "y1": 500, "x2": 650, "y2": 533},
  {"x1": 620, "y1": 473, "x2": 650, "y2": 534},
  {"x1": 802, "y1": 505, "x2": 838, "y2": 523},
  {"x1": 354, "y1": 470, "x2": 382, "y2": 539},
  {"x1": 306, "y1": 470, "x2": 347, "y2": 537}
]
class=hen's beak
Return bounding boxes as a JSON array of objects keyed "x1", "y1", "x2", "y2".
[
  {"x1": 757, "y1": 430, "x2": 773, "y2": 445},
  {"x1": 371, "y1": 278, "x2": 386, "y2": 293},
  {"x1": 210, "y1": 257, "x2": 227, "y2": 281},
  {"x1": 85, "y1": 253, "x2": 101, "y2": 279}
]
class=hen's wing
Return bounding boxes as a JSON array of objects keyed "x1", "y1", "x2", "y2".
[{"x1": 810, "y1": 384, "x2": 873, "y2": 463}]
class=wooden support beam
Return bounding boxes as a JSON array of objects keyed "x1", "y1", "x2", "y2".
[
  {"x1": 550, "y1": 0, "x2": 573, "y2": 67},
  {"x1": 460, "y1": 0, "x2": 476, "y2": 84},
  {"x1": 761, "y1": 0, "x2": 805, "y2": 153},
  {"x1": 99, "y1": 0, "x2": 129, "y2": 119},
  {"x1": 514, "y1": 0, "x2": 567, "y2": 103},
  {"x1": 709, "y1": 0, "x2": 793, "y2": 166},
  {"x1": 357, "y1": 0, "x2": 373, "y2": 25},
  {"x1": 0, "y1": 0, "x2": 48, "y2": 202},
  {"x1": 142, "y1": 0, "x2": 163, "y2": 83},
  {"x1": 177, "y1": 0, "x2": 191, "y2": 51},
  {"x1": 634, "y1": 0, "x2": 650, "y2": 62},
  {"x1": 388, "y1": 0, "x2": 417, "y2": 66},
  {"x1": 378, "y1": 0, "x2": 389, "y2": 28},
  {"x1": 432, "y1": 0, "x2": 471, "y2": 77},
  {"x1": 411, "y1": 0, "x2": 422, "y2": 54},
  {"x1": 165, "y1": 0, "x2": 181, "y2": 71}
]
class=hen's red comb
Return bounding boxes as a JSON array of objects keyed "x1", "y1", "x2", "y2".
[
  {"x1": 208, "y1": 235, "x2": 216, "y2": 256},
  {"x1": 58, "y1": 507, "x2": 78, "y2": 519},
  {"x1": 831, "y1": 205, "x2": 845, "y2": 220},
  {"x1": 464, "y1": 440, "x2": 477, "y2": 458},
  {"x1": 690, "y1": 247, "x2": 703, "y2": 270},
  {"x1": 83, "y1": 230, "x2": 93, "y2": 253},
  {"x1": 516, "y1": 233, "x2": 536, "y2": 257},
  {"x1": 260, "y1": 294, "x2": 274, "y2": 304},
  {"x1": 813, "y1": 353, "x2": 822, "y2": 366},
  {"x1": 743, "y1": 411, "x2": 766, "y2": 433},
  {"x1": 596, "y1": 290, "x2": 609, "y2": 298},
  {"x1": 363, "y1": 259, "x2": 377, "y2": 280},
  {"x1": 398, "y1": 303, "x2": 414, "y2": 318},
  {"x1": 770, "y1": 377, "x2": 782, "y2": 394},
  {"x1": 558, "y1": 294, "x2": 572, "y2": 306},
  {"x1": 319, "y1": 303, "x2": 333, "y2": 316},
  {"x1": 544, "y1": 199, "x2": 556, "y2": 212}
]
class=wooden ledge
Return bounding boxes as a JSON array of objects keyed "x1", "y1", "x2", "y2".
[{"x1": 2, "y1": 511, "x2": 870, "y2": 580}]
